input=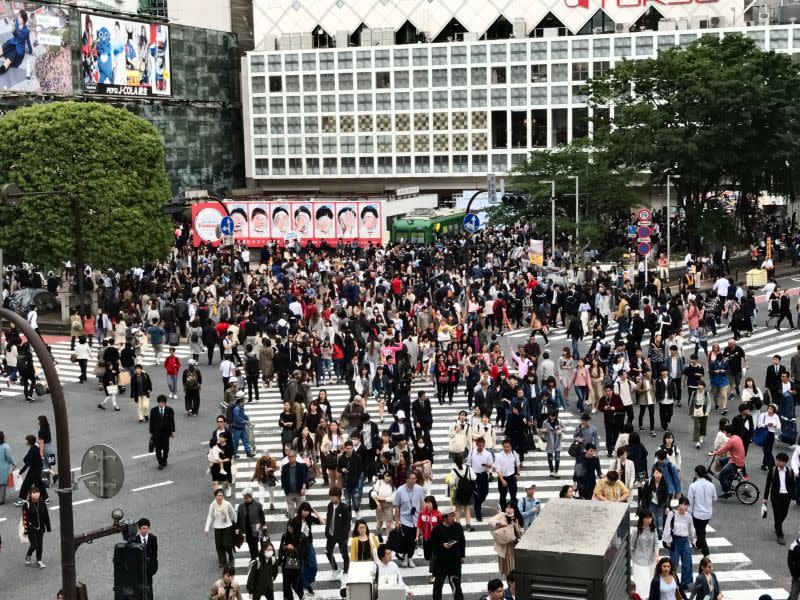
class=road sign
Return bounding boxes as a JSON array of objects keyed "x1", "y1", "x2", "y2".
[
  {"x1": 463, "y1": 213, "x2": 481, "y2": 233},
  {"x1": 80, "y1": 444, "x2": 124, "y2": 499},
  {"x1": 219, "y1": 215, "x2": 235, "y2": 236},
  {"x1": 637, "y1": 225, "x2": 652, "y2": 239},
  {"x1": 637, "y1": 208, "x2": 652, "y2": 222},
  {"x1": 637, "y1": 241, "x2": 651, "y2": 256},
  {"x1": 487, "y1": 173, "x2": 496, "y2": 202}
]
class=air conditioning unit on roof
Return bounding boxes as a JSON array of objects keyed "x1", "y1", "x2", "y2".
[{"x1": 615, "y1": 22, "x2": 629, "y2": 33}]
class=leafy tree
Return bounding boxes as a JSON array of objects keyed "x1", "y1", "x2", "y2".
[
  {"x1": 486, "y1": 138, "x2": 639, "y2": 249},
  {"x1": 0, "y1": 102, "x2": 173, "y2": 270},
  {"x1": 586, "y1": 33, "x2": 800, "y2": 250}
]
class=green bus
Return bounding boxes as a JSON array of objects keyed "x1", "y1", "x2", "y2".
[{"x1": 390, "y1": 208, "x2": 467, "y2": 243}]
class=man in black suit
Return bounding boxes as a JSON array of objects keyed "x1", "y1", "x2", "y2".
[
  {"x1": 764, "y1": 452, "x2": 796, "y2": 544},
  {"x1": 149, "y1": 394, "x2": 175, "y2": 470},
  {"x1": 765, "y1": 355, "x2": 788, "y2": 403},
  {"x1": 325, "y1": 486, "x2": 351, "y2": 578},
  {"x1": 133, "y1": 517, "x2": 158, "y2": 600}
]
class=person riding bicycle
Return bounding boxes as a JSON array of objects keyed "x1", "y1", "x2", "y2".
[{"x1": 708, "y1": 425, "x2": 747, "y2": 499}]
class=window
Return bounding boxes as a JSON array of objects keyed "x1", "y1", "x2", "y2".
[
  {"x1": 511, "y1": 87, "x2": 527, "y2": 106},
  {"x1": 451, "y1": 46, "x2": 466, "y2": 64},
  {"x1": 472, "y1": 155, "x2": 488, "y2": 172},
  {"x1": 253, "y1": 138, "x2": 268, "y2": 156},
  {"x1": 771, "y1": 29, "x2": 789, "y2": 49},
  {"x1": 551, "y1": 41, "x2": 568, "y2": 59},
  {"x1": 551, "y1": 86, "x2": 568, "y2": 104},
  {"x1": 394, "y1": 71, "x2": 409, "y2": 88},
  {"x1": 572, "y1": 62, "x2": 589, "y2": 81},
  {"x1": 268, "y1": 97, "x2": 283, "y2": 114},
  {"x1": 635, "y1": 36, "x2": 653, "y2": 56},
  {"x1": 492, "y1": 154, "x2": 507, "y2": 172},
  {"x1": 452, "y1": 155, "x2": 468, "y2": 172},
  {"x1": 593, "y1": 38, "x2": 610, "y2": 58},
  {"x1": 510, "y1": 65, "x2": 526, "y2": 84},
  {"x1": 252, "y1": 97, "x2": 266, "y2": 114},
  {"x1": 490, "y1": 44, "x2": 507, "y2": 62},
  {"x1": 377, "y1": 135, "x2": 392, "y2": 152},
  {"x1": 339, "y1": 94, "x2": 354, "y2": 111},
  {"x1": 395, "y1": 93, "x2": 410, "y2": 110},
  {"x1": 531, "y1": 42, "x2": 547, "y2": 60},
  {"x1": 377, "y1": 156, "x2": 392, "y2": 173},
  {"x1": 269, "y1": 76, "x2": 282, "y2": 92},
  {"x1": 285, "y1": 54, "x2": 299, "y2": 71},
  {"x1": 471, "y1": 45, "x2": 486, "y2": 63},
  {"x1": 285, "y1": 75, "x2": 299, "y2": 92},
  {"x1": 413, "y1": 70, "x2": 429, "y2": 87},
  {"x1": 657, "y1": 35, "x2": 674, "y2": 53},
  {"x1": 289, "y1": 158, "x2": 302, "y2": 175},
  {"x1": 451, "y1": 90, "x2": 467, "y2": 108},
  {"x1": 323, "y1": 158, "x2": 337, "y2": 174},
  {"x1": 412, "y1": 48, "x2": 428, "y2": 66},
  {"x1": 510, "y1": 43, "x2": 526, "y2": 62},
  {"x1": 319, "y1": 52, "x2": 334, "y2": 70},
  {"x1": 433, "y1": 91, "x2": 448, "y2": 108},
  {"x1": 593, "y1": 61, "x2": 610, "y2": 78},
  {"x1": 614, "y1": 37, "x2": 631, "y2": 57},
  {"x1": 531, "y1": 87, "x2": 547, "y2": 105},
  {"x1": 376, "y1": 93, "x2": 391, "y2": 111},
  {"x1": 255, "y1": 158, "x2": 268, "y2": 176},
  {"x1": 376, "y1": 72, "x2": 391, "y2": 88},
  {"x1": 393, "y1": 49, "x2": 409, "y2": 66},
  {"x1": 434, "y1": 155, "x2": 449, "y2": 173},
  {"x1": 304, "y1": 96, "x2": 318, "y2": 112},
  {"x1": 413, "y1": 91, "x2": 429, "y2": 109},
  {"x1": 531, "y1": 109, "x2": 547, "y2": 147},
  {"x1": 270, "y1": 117, "x2": 284, "y2": 134},
  {"x1": 357, "y1": 94, "x2": 372, "y2": 111},
  {"x1": 304, "y1": 116, "x2": 318, "y2": 133},
  {"x1": 356, "y1": 51, "x2": 371, "y2": 68},
  {"x1": 302, "y1": 55, "x2": 316, "y2": 71},
  {"x1": 572, "y1": 84, "x2": 588, "y2": 103},
  {"x1": 511, "y1": 153, "x2": 527, "y2": 168},
  {"x1": 338, "y1": 52, "x2": 352, "y2": 69},
  {"x1": 359, "y1": 135, "x2": 373, "y2": 152},
  {"x1": 359, "y1": 157, "x2": 374, "y2": 174},
  {"x1": 551, "y1": 63, "x2": 568, "y2": 82},
  {"x1": 451, "y1": 68, "x2": 467, "y2": 86},
  {"x1": 572, "y1": 39, "x2": 589, "y2": 58},
  {"x1": 396, "y1": 156, "x2": 411, "y2": 173},
  {"x1": 491, "y1": 88, "x2": 507, "y2": 106},
  {"x1": 340, "y1": 136, "x2": 355, "y2": 153},
  {"x1": 339, "y1": 73, "x2": 353, "y2": 90},
  {"x1": 251, "y1": 76, "x2": 266, "y2": 94},
  {"x1": 272, "y1": 158, "x2": 286, "y2": 174},
  {"x1": 531, "y1": 64, "x2": 547, "y2": 83},
  {"x1": 250, "y1": 55, "x2": 265, "y2": 73},
  {"x1": 306, "y1": 158, "x2": 319, "y2": 174},
  {"x1": 679, "y1": 34, "x2": 698, "y2": 48},
  {"x1": 268, "y1": 56, "x2": 281, "y2": 72},
  {"x1": 321, "y1": 116, "x2": 336, "y2": 134},
  {"x1": 253, "y1": 118, "x2": 267, "y2": 135},
  {"x1": 432, "y1": 47, "x2": 448, "y2": 65},
  {"x1": 320, "y1": 74, "x2": 335, "y2": 91},
  {"x1": 287, "y1": 117, "x2": 301, "y2": 133},
  {"x1": 793, "y1": 28, "x2": 800, "y2": 47},
  {"x1": 572, "y1": 107, "x2": 589, "y2": 140},
  {"x1": 414, "y1": 113, "x2": 429, "y2": 130},
  {"x1": 375, "y1": 50, "x2": 390, "y2": 68},
  {"x1": 414, "y1": 134, "x2": 429, "y2": 151},
  {"x1": 432, "y1": 69, "x2": 448, "y2": 87},
  {"x1": 471, "y1": 89, "x2": 487, "y2": 107},
  {"x1": 746, "y1": 30, "x2": 766, "y2": 49},
  {"x1": 552, "y1": 108, "x2": 568, "y2": 146},
  {"x1": 414, "y1": 156, "x2": 430, "y2": 173},
  {"x1": 286, "y1": 96, "x2": 300, "y2": 113},
  {"x1": 305, "y1": 137, "x2": 319, "y2": 153},
  {"x1": 491, "y1": 67, "x2": 507, "y2": 84},
  {"x1": 357, "y1": 72, "x2": 371, "y2": 90},
  {"x1": 320, "y1": 95, "x2": 335, "y2": 111},
  {"x1": 471, "y1": 67, "x2": 486, "y2": 85},
  {"x1": 341, "y1": 157, "x2": 356, "y2": 174},
  {"x1": 271, "y1": 138, "x2": 285, "y2": 154},
  {"x1": 302, "y1": 74, "x2": 317, "y2": 92}
]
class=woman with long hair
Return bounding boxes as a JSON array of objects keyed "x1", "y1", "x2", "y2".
[
  {"x1": 689, "y1": 556, "x2": 722, "y2": 600},
  {"x1": 204, "y1": 487, "x2": 236, "y2": 568},
  {"x1": 349, "y1": 519, "x2": 380, "y2": 563},
  {"x1": 369, "y1": 468, "x2": 395, "y2": 538},
  {"x1": 295, "y1": 501, "x2": 323, "y2": 596},
  {"x1": 639, "y1": 467, "x2": 670, "y2": 537},
  {"x1": 320, "y1": 421, "x2": 343, "y2": 488},
  {"x1": 279, "y1": 519, "x2": 308, "y2": 600},
  {"x1": 16, "y1": 435, "x2": 47, "y2": 505},
  {"x1": 250, "y1": 452, "x2": 278, "y2": 511},
  {"x1": 631, "y1": 511, "x2": 659, "y2": 594},
  {"x1": 489, "y1": 503, "x2": 523, "y2": 577},
  {"x1": 416, "y1": 495, "x2": 442, "y2": 582},
  {"x1": 647, "y1": 556, "x2": 686, "y2": 600}
]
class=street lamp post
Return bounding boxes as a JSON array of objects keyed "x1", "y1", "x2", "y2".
[
  {"x1": 568, "y1": 175, "x2": 579, "y2": 251},
  {"x1": 666, "y1": 174, "x2": 680, "y2": 265},
  {"x1": 540, "y1": 180, "x2": 556, "y2": 258}
]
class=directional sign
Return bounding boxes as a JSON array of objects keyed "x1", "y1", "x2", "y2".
[
  {"x1": 637, "y1": 241, "x2": 651, "y2": 256},
  {"x1": 637, "y1": 208, "x2": 652, "y2": 222},
  {"x1": 487, "y1": 173, "x2": 496, "y2": 203},
  {"x1": 219, "y1": 215, "x2": 235, "y2": 236},
  {"x1": 637, "y1": 225, "x2": 652, "y2": 239},
  {"x1": 463, "y1": 213, "x2": 481, "y2": 233}
]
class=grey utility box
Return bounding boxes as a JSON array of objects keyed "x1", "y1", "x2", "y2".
[{"x1": 514, "y1": 499, "x2": 630, "y2": 600}]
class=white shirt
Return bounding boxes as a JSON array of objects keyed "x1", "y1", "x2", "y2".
[
  {"x1": 494, "y1": 450, "x2": 520, "y2": 477},
  {"x1": 27, "y1": 310, "x2": 38, "y2": 328},
  {"x1": 778, "y1": 467, "x2": 789, "y2": 495},
  {"x1": 377, "y1": 560, "x2": 406, "y2": 590},
  {"x1": 467, "y1": 449, "x2": 494, "y2": 474},
  {"x1": 219, "y1": 360, "x2": 234, "y2": 378}
]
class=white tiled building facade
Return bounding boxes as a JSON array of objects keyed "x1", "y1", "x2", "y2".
[{"x1": 242, "y1": 0, "x2": 792, "y2": 192}]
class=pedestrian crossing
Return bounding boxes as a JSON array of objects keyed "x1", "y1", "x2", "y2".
[{"x1": 228, "y1": 381, "x2": 789, "y2": 600}]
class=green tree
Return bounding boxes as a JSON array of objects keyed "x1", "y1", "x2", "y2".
[
  {"x1": 0, "y1": 102, "x2": 173, "y2": 270},
  {"x1": 486, "y1": 138, "x2": 639, "y2": 249},
  {"x1": 586, "y1": 33, "x2": 800, "y2": 250}
]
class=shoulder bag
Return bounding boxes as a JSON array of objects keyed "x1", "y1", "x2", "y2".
[
  {"x1": 491, "y1": 522, "x2": 517, "y2": 545},
  {"x1": 752, "y1": 426, "x2": 769, "y2": 447}
]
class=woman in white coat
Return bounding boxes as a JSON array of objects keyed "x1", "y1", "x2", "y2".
[{"x1": 204, "y1": 487, "x2": 237, "y2": 568}]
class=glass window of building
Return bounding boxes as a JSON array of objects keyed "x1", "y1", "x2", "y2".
[
  {"x1": 393, "y1": 48, "x2": 409, "y2": 66},
  {"x1": 451, "y1": 45, "x2": 467, "y2": 64},
  {"x1": 657, "y1": 35, "x2": 674, "y2": 52},
  {"x1": 635, "y1": 36, "x2": 653, "y2": 56},
  {"x1": 338, "y1": 52, "x2": 352, "y2": 69},
  {"x1": 531, "y1": 64, "x2": 547, "y2": 83},
  {"x1": 491, "y1": 88, "x2": 507, "y2": 106},
  {"x1": 321, "y1": 116, "x2": 336, "y2": 133},
  {"x1": 376, "y1": 114, "x2": 390, "y2": 131},
  {"x1": 434, "y1": 155, "x2": 449, "y2": 173},
  {"x1": 394, "y1": 71, "x2": 409, "y2": 88},
  {"x1": 302, "y1": 55, "x2": 316, "y2": 71},
  {"x1": 251, "y1": 76, "x2": 266, "y2": 94},
  {"x1": 472, "y1": 154, "x2": 488, "y2": 172},
  {"x1": 287, "y1": 117, "x2": 301, "y2": 133},
  {"x1": 305, "y1": 137, "x2": 319, "y2": 153},
  {"x1": 553, "y1": 108, "x2": 568, "y2": 146},
  {"x1": 452, "y1": 90, "x2": 467, "y2": 108},
  {"x1": 593, "y1": 38, "x2": 610, "y2": 58},
  {"x1": 397, "y1": 156, "x2": 411, "y2": 173},
  {"x1": 286, "y1": 96, "x2": 301, "y2": 113},
  {"x1": 268, "y1": 55, "x2": 281, "y2": 72},
  {"x1": 432, "y1": 69, "x2": 448, "y2": 87},
  {"x1": 286, "y1": 75, "x2": 300, "y2": 92},
  {"x1": 339, "y1": 94, "x2": 354, "y2": 111},
  {"x1": 378, "y1": 156, "x2": 392, "y2": 173},
  {"x1": 376, "y1": 93, "x2": 391, "y2": 111},
  {"x1": 272, "y1": 158, "x2": 285, "y2": 174},
  {"x1": 433, "y1": 91, "x2": 448, "y2": 108},
  {"x1": 412, "y1": 47, "x2": 428, "y2": 66},
  {"x1": 593, "y1": 61, "x2": 610, "y2": 78},
  {"x1": 471, "y1": 45, "x2": 486, "y2": 63},
  {"x1": 471, "y1": 67, "x2": 486, "y2": 85},
  {"x1": 255, "y1": 159, "x2": 268, "y2": 175},
  {"x1": 304, "y1": 116, "x2": 318, "y2": 133},
  {"x1": 452, "y1": 155, "x2": 468, "y2": 172},
  {"x1": 302, "y1": 74, "x2": 316, "y2": 92},
  {"x1": 491, "y1": 66, "x2": 507, "y2": 84},
  {"x1": 551, "y1": 63, "x2": 568, "y2": 82},
  {"x1": 340, "y1": 115, "x2": 354, "y2": 132},
  {"x1": 432, "y1": 46, "x2": 448, "y2": 65},
  {"x1": 322, "y1": 137, "x2": 337, "y2": 153},
  {"x1": 357, "y1": 94, "x2": 372, "y2": 111},
  {"x1": 510, "y1": 65, "x2": 526, "y2": 84},
  {"x1": 472, "y1": 111, "x2": 487, "y2": 129},
  {"x1": 358, "y1": 115, "x2": 373, "y2": 132},
  {"x1": 375, "y1": 50, "x2": 390, "y2": 67},
  {"x1": 306, "y1": 158, "x2": 319, "y2": 174},
  {"x1": 414, "y1": 156, "x2": 430, "y2": 173},
  {"x1": 323, "y1": 158, "x2": 337, "y2": 174},
  {"x1": 511, "y1": 153, "x2": 527, "y2": 168},
  {"x1": 793, "y1": 28, "x2": 800, "y2": 47},
  {"x1": 551, "y1": 86, "x2": 568, "y2": 104},
  {"x1": 359, "y1": 135, "x2": 374, "y2": 152},
  {"x1": 471, "y1": 89, "x2": 487, "y2": 107},
  {"x1": 397, "y1": 135, "x2": 411, "y2": 152},
  {"x1": 746, "y1": 30, "x2": 766, "y2": 49},
  {"x1": 288, "y1": 138, "x2": 302, "y2": 155},
  {"x1": 511, "y1": 87, "x2": 527, "y2": 106},
  {"x1": 414, "y1": 113, "x2": 429, "y2": 130},
  {"x1": 531, "y1": 109, "x2": 547, "y2": 147},
  {"x1": 510, "y1": 43, "x2": 527, "y2": 62},
  {"x1": 414, "y1": 91, "x2": 430, "y2": 109},
  {"x1": 340, "y1": 136, "x2": 355, "y2": 153},
  {"x1": 531, "y1": 41, "x2": 547, "y2": 61},
  {"x1": 453, "y1": 133, "x2": 468, "y2": 151},
  {"x1": 271, "y1": 138, "x2": 285, "y2": 154},
  {"x1": 254, "y1": 138, "x2": 269, "y2": 156},
  {"x1": 679, "y1": 33, "x2": 697, "y2": 48},
  {"x1": 551, "y1": 41, "x2": 568, "y2": 59},
  {"x1": 320, "y1": 73, "x2": 335, "y2": 91},
  {"x1": 304, "y1": 96, "x2": 318, "y2": 112},
  {"x1": 413, "y1": 70, "x2": 429, "y2": 87},
  {"x1": 614, "y1": 37, "x2": 631, "y2": 57},
  {"x1": 359, "y1": 157, "x2": 374, "y2": 174},
  {"x1": 268, "y1": 76, "x2": 282, "y2": 92},
  {"x1": 356, "y1": 51, "x2": 371, "y2": 68},
  {"x1": 572, "y1": 107, "x2": 589, "y2": 139},
  {"x1": 771, "y1": 29, "x2": 789, "y2": 49},
  {"x1": 433, "y1": 112, "x2": 448, "y2": 130},
  {"x1": 472, "y1": 132, "x2": 487, "y2": 150},
  {"x1": 341, "y1": 157, "x2": 356, "y2": 174},
  {"x1": 320, "y1": 95, "x2": 335, "y2": 111},
  {"x1": 395, "y1": 113, "x2": 410, "y2": 130},
  {"x1": 270, "y1": 117, "x2": 284, "y2": 134},
  {"x1": 339, "y1": 72, "x2": 353, "y2": 90},
  {"x1": 414, "y1": 134, "x2": 429, "y2": 152},
  {"x1": 451, "y1": 68, "x2": 467, "y2": 86},
  {"x1": 377, "y1": 135, "x2": 392, "y2": 152},
  {"x1": 357, "y1": 72, "x2": 371, "y2": 90},
  {"x1": 376, "y1": 72, "x2": 391, "y2": 88},
  {"x1": 492, "y1": 154, "x2": 507, "y2": 172},
  {"x1": 253, "y1": 97, "x2": 267, "y2": 114},
  {"x1": 250, "y1": 55, "x2": 265, "y2": 72},
  {"x1": 395, "y1": 92, "x2": 410, "y2": 110},
  {"x1": 319, "y1": 52, "x2": 334, "y2": 70},
  {"x1": 268, "y1": 97, "x2": 282, "y2": 114},
  {"x1": 433, "y1": 134, "x2": 448, "y2": 151},
  {"x1": 572, "y1": 39, "x2": 589, "y2": 58},
  {"x1": 572, "y1": 62, "x2": 589, "y2": 81},
  {"x1": 285, "y1": 54, "x2": 299, "y2": 71},
  {"x1": 253, "y1": 118, "x2": 267, "y2": 135},
  {"x1": 490, "y1": 44, "x2": 508, "y2": 62}
]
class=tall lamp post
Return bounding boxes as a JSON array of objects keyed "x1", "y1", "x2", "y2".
[
  {"x1": 540, "y1": 180, "x2": 556, "y2": 258},
  {"x1": 666, "y1": 174, "x2": 680, "y2": 265},
  {"x1": 568, "y1": 175, "x2": 579, "y2": 251}
]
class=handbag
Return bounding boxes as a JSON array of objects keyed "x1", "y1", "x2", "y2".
[
  {"x1": 752, "y1": 426, "x2": 769, "y2": 447},
  {"x1": 18, "y1": 517, "x2": 28, "y2": 544},
  {"x1": 387, "y1": 529, "x2": 405, "y2": 553},
  {"x1": 34, "y1": 382, "x2": 48, "y2": 396},
  {"x1": 148, "y1": 437, "x2": 155, "y2": 453},
  {"x1": 6, "y1": 472, "x2": 13, "y2": 487},
  {"x1": 234, "y1": 529, "x2": 245, "y2": 549},
  {"x1": 70, "y1": 353, "x2": 78, "y2": 363},
  {"x1": 118, "y1": 371, "x2": 131, "y2": 386},
  {"x1": 568, "y1": 439, "x2": 583, "y2": 458},
  {"x1": 284, "y1": 555, "x2": 301, "y2": 570},
  {"x1": 490, "y1": 523, "x2": 517, "y2": 545},
  {"x1": 106, "y1": 385, "x2": 119, "y2": 396},
  {"x1": 368, "y1": 485, "x2": 377, "y2": 509},
  {"x1": 93, "y1": 363, "x2": 105, "y2": 377}
]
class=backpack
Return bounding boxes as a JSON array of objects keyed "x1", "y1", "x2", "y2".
[
  {"x1": 454, "y1": 467, "x2": 475, "y2": 504},
  {"x1": 190, "y1": 331, "x2": 199, "y2": 343},
  {"x1": 185, "y1": 370, "x2": 199, "y2": 390}
]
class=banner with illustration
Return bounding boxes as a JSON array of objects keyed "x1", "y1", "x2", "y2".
[
  {"x1": 80, "y1": 12, "x2": 170, "y2": 97},
  {"x1": 191, "y1": 201, "x2": 383, "y2": 247}
]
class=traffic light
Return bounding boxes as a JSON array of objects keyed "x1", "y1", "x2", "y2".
[
  {"x1": 501, "y1": 192, "x2": 531, "y2": 205},
  {"x1": 113, "y1": 542, "x2": 148, "y2": 600}
]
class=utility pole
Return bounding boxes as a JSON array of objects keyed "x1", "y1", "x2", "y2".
[
  {"x1": 666, "y1": 174, "x2": 680, "y2": 265},
  {"x1": 540, "y1": 180, "x2": 556, "y2": 259},
  {"x1": 568, "y1": 175, "x2": 579, "y2": 252}
]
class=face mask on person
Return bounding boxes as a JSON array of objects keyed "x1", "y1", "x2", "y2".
[
  {"x1": 265, "y1": 550, "x2": 274, "y2": 558},
  {"x1": 417, "y1": 441, "x2": 425, "y2": 448}
]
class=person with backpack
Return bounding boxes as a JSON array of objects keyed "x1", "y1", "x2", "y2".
[
  {"x1": 182, "y1": 359, "x2": 203, "y2": 417},
  {"x1": 187, "y1": 318, "x2": 203, "y2": 363},
  {"x1": 446, "y1": 454, "x2": 476, "y2": 532},
  {"x1": 244, "y1": 344, "x2": 261, "y2": 403},
  {"x1": 517, "y1": 483, "x2": 541, "y2": 530}
]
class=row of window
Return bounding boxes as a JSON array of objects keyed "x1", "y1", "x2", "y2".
[
  {"x1": 254, "y1": 112, "x2": 489, "y2": 134},
  {"x1": 255, "y1": 61, "x2": 609, "y2": 94}
]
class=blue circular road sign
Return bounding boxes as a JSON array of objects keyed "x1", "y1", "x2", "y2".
[
  {"x1": 219, "y1": 215, "x2": 235, "y2": 236},
  {"x1": 463, "y1": 213, "x2": 481, "y2": 233}
]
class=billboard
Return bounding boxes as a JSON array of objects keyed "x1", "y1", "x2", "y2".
[
  {"x1": 191, "y1": 201, "x2": 384, "y2": 247},
  {"x1": 80, "y1": 12, "x2": 170, "y2": 97},
  {"x1": 0, "y1": 2, "x2": 71, "y2": 94}
]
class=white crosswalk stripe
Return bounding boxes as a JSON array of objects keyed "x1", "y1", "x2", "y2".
[{"x1": 228, "y1": 380, "x2": 788, "y2": 600}]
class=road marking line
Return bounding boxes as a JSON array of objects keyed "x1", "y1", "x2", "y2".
[
  {"x1": 132, "y1": 452, "x2": 155, "y2": 459},
  {"x1": 50, "y1": 498, "x2": 94, "y2": 511},
  {"x1": 131, "y1": 480, "x2": 173, "y2": 492}
]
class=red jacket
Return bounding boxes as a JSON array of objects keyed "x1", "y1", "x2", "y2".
[{"x1": 164, "y1": 354, "x2": 181, "y2": 376}]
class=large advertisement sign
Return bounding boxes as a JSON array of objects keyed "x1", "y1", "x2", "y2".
[
  {"x1": 0, "y1": 2, "x2": 71, "y2": 94},
  {"x1": 192, "y1": 201, "x2": 384, "y2": 247},
  {"x1": 80, "y1": 12, "x2": 170, "y2": 97}
]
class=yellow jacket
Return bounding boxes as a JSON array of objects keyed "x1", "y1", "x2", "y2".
[{"x1": 349, "y1": 533, "x2": 380, "y2": 562}]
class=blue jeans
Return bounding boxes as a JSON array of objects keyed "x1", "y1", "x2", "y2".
[
  {"x1": 571, "y1": 338, "x2": 580, "y2": 359},
  {"x1": 300, "y1": 544, "x2": 318, "y2": 588},
  {"x1": 718, "y1": 457, "x2": 737, "y2": 493},
  {"x1": 231, "y1": 426, "x2": 252, "y2": 455},
  {"x1": 649, "y1": 502, "x2": 664, "y2": 534},
  {"x1": 669, "y1": 536, "x2": 692, "y2": 589},
  {"x1": 574, "y1": 387, "x2": 587, "y2": 413},
  {"x1": 344, "y1": 475, "x2": 364, "y2": 513}
]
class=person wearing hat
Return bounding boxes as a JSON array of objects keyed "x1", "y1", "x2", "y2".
[
  {"x1": 429, "y1": 506, "x2": 465, "y2": 600},
  {"x1": 231, "y1": 393, "x2": 256, "y2": 459},
  {"x1": 388, "y1": 410, "x2": 411, "y2": 444},
  {"x1": 572, "y1": 413, "x2": 599, "y2": 453},
  {"x1": 182, "y1": 358, "x2": 203, "y2": 417},
  {"x1": 148, "y1": 394, "x2": 175, "y2": 470},
  {"x1": 517, "y1": 484, "x2": 541, "y2": 530},
  {"x1": 236, "y1": 488, "x2": 266, "y2": 560}
]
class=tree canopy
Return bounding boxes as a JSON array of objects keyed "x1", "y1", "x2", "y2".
[
  {"x1": 586, "y1": 33, "x2": 800, "y2": 249},
  {"x1": 0, "y1": 102, "x2": 173, "y2": 270}
]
